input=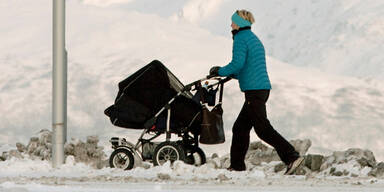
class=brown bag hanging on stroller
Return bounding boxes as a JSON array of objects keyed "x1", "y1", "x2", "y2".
[{"x1": 199, "y1": 81, "x2": 226, "y2": 144}]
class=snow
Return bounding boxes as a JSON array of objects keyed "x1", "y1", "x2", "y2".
[
  {"x1": 0, "y1": 158, "x2": 384, "y2": 192},
  {"x1": 1, "y1": 182, "x2": 383, "y2": 192},
  {"x1": 1, "y1": 0, "x2": 384, "y2": 191},
  {"x1": 0, "y1": 144, "x2": 13, "y2": 154}
]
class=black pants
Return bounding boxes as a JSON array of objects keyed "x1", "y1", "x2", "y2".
[{"x1": 230, "y1": 90, "x2": 299, "y2": 170}]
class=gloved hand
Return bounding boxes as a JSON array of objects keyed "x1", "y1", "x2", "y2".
[{"x1": 209, "y1": 66, "x2": 220, "y2": 77}]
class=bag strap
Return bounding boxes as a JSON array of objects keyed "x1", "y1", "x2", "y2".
[
  {"x1": 219, "y1": 82, "x2": 224, "y2": 103},
  {"x1": 197, "y1": 81, "x2": 206, "y2": 104}
]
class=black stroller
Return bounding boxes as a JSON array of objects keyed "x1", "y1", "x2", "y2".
[{"x1": 104, "y1": 60, "x2": 231, "y2": 170}]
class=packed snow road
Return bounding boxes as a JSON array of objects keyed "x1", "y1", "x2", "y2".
[{"x1": 1, "y1": 178, "x2": 383, "y2": 192}]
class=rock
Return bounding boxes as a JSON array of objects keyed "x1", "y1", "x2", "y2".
[
  {"x1": 206, "y1": 158, "x2": 220, "y2": 169},
  {"x1": 217, "y1": 173, "x2": 229, "y2": 181},
  {"x1": 245, "y1": 161, "x2": 255, "y2": 170},
  {"x1": 345, "y1": 148, "x2": 376, "y2": 167},
  {"x1": 157, "y1": 173, "x2": 171, "y2": 180},
  {"x1": 247, "y1": 149, "x2": 280, "y2": 165},
  {"x1": 64, "y1": 143, "x2": 75, "y2": 156},
  {"x1": 247, "y1": 142, "x2": 279, "y2": 164},
  {"x1": 368, "y1": 162, "x2": 384, "y2": 178},
  {"x1": 86, "y1": 136, "x2": 99, "y2": 145},
  {"x1": 274, "y1": 163, "x2": 286, "y2": 173},
  {"x1": 294, "y1": 165, "x2": 310, "y2": 175},
  {"x1": 38, "y1": 145, "x2": 51, "y2": 160},
  {"x1": 357, "y1": 158, "x2": 375, "y2": 168},
  {"x1": 320, "y1": 148, "x2": 377, "y2": 172},
  {"x1": 330, "y1": 167, "x2": 336, "y2": 175},
  {"x1": 211, "y1": 153, "x2": 219, "y2": 159},
  {"x1": 95, "y1": 147, "x2": 105, "y2": 158},
  {"x1": 290, "y1": 139, "x2": 311, "y2": 156},
  {"x1": 249, "y1": 141, "x2": 269, "y2": 151},
  {"x1": 74, "y1": 142, "x2": 89, "y2": 163},
  {"x1": 333, "y1": 171, "x2": 343, "y2": 176},
  {"x1": 27, "y1": 137, "x2": 39, "y2": 155},
  {"x1": 43, "y1": 150, "x2": 51, "y2": 160},
  {"x1": 2, "y1": 130, "x2": 108, "y2": 168},
  {"x1": 220, "y1": 154, "x2": 230, "y2": 169},
  {"x1": 329, "y1": 167, "x2": 350, "y2": 177},
  {"x1": 1, "y1": 151, "x2": 8, "y2": 160},
  {"x1": 16, "y1": 142, "x2": 26, "y2": 153},
  {"x1": 30, "y1": 137, "x2": 39, "y2": 142},
  {"x1": 63, "y1": 137, "x2": 107, "y2": 168},
  {"x1": 33, "y1": 146, "x2": 45, "y2": 158},
  {"x1": 38, "y1": 129, "x2": 52, "y2": 145},
  {"x1": 245, "y1": 140, "x2": 312, "y2": 167},
  {"x1": 9, "y1": 149, "x2": 23, "y2": 159},
  {"x1": 85, "y1": 143, "x2": 97, "y2": 157},
  {"x1": 319, "y1": 162, "x2": 328, "y2": 172},
  {"x1": 304, "y1": 154, "x2": 324, "y2": 172}
]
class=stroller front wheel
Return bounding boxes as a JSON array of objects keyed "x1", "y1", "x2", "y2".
[
  {"x1": 153, "y1": 141, "x2": 185, "y2": 166},
  {"x1": 109, "y1": 148, "x2": 134, "y2": 170}
]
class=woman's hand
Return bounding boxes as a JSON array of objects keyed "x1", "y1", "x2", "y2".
[{"x1": 209, "y1": 66, "x2": 220, "y2": 76}]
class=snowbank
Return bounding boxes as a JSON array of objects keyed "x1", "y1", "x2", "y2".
[{"x1": 1, "y1": 130, "x2": 384, "y2": 181}]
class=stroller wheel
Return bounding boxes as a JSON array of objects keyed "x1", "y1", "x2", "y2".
[
  {"x1": 184, "y1": 145, "x2": 206, "y2": 166},
  {"x1": 109, "y1": 148, "x2": 134, "y2": 170},
  {"x1": 152, "y1": 141, "x2": 185, "y2": 166}
]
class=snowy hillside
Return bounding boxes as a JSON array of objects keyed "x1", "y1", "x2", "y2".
[
  {"x1": 81, "y1": 0, "x2": 384, "y2": 79},
  {"x1": 0, "y1": 0, "x2": 383, "y2": 165}
]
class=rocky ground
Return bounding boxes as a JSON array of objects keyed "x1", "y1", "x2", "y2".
[{"x1": 1, "y1": 129, "x2": 383, "y2": 180}]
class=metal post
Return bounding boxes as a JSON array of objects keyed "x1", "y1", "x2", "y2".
[{"x1": 52, "y1": 0, "x2": 67, "y2": 168}]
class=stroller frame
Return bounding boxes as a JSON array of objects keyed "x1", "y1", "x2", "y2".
[{"x1": 109, "y1": 75, "x2": 231, "y2": 170}]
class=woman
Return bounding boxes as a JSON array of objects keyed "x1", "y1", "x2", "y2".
[{"x1": 209, "y1": 10, "x2": 304, "y2": 174}]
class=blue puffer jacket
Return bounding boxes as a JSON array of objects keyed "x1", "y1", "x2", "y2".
[{"x1": 218, "y1": 28, "x2": 271, "y2": 91}]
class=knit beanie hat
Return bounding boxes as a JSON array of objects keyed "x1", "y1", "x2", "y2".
[{"x1": 231, "y1": 12, "x2": 252, "y2": 28}]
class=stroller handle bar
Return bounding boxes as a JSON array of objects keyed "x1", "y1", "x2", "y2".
[
  {"x1": 143, "y1": 75, "x2": 231, "y2": 130},
  {"x1": 183, "y1": 76, "x2": 232, "y2": 92}
]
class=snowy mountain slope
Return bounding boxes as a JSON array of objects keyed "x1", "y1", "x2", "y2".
[
  {"x1": 0, "y1": 0, "x2": 231, "y2": 143},
  {"x1": 266, "y1": 58, "x2": 384, "y2": 157},
  {"x1": 0, "y1": 0, "x2": 383, "y2": 162},
  {"x1": 82, "y1": 0, "x2": 384, "y2": 79},
  {"x1": 198, "y1": 0, "x2": 384, "y2": 79}
]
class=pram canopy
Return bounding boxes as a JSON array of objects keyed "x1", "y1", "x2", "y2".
[{"x1": 105, "y1": 60, "x2": 202, "y2": 132}]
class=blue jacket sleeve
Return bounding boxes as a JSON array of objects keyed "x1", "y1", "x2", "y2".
[
  {"x1": 230, "y1": 73, "x2": 239, "y2": 79},
  {"x1": 218, "y1": 37, "x2": 247, "y2": 77}
]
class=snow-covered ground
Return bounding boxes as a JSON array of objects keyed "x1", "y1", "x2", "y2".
[
  {"x1": 1, "y1": 130, "x2": 384, "y2": 192},
  {"x1": 1, "y1": 0, "x2": 384, "y2": 191},
  {"x1": 1, "y1": 180, "x2": 384, "y2": 192},
  {"x1": 0, "y1": 157, "x2": 384, "y2": 192},
  {"x1": 2, "y1": 182, "x2": 383, "y2": 192}
]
